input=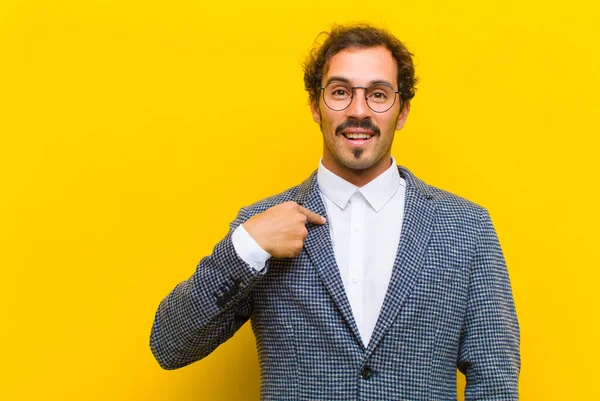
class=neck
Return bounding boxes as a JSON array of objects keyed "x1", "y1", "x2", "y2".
[{"x1": 322, "y1": 154, "x2": 393, "y2": 187}]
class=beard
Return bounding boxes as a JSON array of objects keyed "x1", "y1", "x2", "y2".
[
  {"x1": 320, "y1": 116, "x2": 388, "y2": 169},
  {"x1": 334, "y1": 118, "x2": 380, "y2": 160},
  {"x1": 352, "y1": 148, "x2": 364, "y2": 159}
]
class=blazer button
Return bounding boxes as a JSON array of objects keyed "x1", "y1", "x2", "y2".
[{"x1": 361, "y1": 365, "x2": 374, "y2": 379}]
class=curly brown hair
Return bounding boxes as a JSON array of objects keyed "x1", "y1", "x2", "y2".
[{"x1": 303, "y1": 23, "x2": 418, "y2": 108}]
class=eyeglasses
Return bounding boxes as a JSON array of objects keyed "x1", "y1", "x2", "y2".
[{"x1": 320, "y1": 82, "x2": 401, "y2": 113}]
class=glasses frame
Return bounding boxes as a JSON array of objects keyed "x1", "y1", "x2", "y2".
[{"x1": 319, "y1": 82, "x2": 402, "y2": 113}]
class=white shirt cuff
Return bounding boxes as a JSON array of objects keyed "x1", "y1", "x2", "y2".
[{"x1": 232, "y1": 224, "x2": 272, "y2": 271}]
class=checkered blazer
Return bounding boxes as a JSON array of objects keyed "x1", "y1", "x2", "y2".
[{"x1": 150, "y1": 166, "x2": 520, "y2": 400}]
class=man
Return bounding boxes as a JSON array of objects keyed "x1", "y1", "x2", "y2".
[{"x1": 150, "y1": 24, "x2": 520, "y2": 400}]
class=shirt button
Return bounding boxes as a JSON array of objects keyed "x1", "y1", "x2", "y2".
[
  {"x1": 361, "y1": 365, "x2": 374, "y2": 379},
  {"x1": 354, "y1": 224, "x2": 360, "y2": 231},
  {"x1": 351, "y1": 276, "x2": 359, "y2": 284}
]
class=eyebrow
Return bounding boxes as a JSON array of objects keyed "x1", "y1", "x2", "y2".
[{"x1": 325, "y1": 76, "x2": 395, "y2": 87}]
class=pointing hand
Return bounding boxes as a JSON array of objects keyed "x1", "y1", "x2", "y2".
[{"x1": 242, "y1": 201, "x2": 326, "y2": 258}]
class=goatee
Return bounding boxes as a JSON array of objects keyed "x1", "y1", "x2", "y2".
[{"x1": 352, "y1": 149, "x2": 364, "y2": 159}]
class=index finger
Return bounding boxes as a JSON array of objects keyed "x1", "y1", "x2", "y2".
[{"x1": 298, "y1": 205, "x2": 326, "y2": 225}]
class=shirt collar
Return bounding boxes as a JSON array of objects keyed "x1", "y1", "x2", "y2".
[{"x1": 317, "y1": 157, "x2": 405, "y2": 212}]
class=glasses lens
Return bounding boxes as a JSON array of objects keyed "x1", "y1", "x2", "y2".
[
  {"x1": 323, "y1": 83, "x2": 352, "y2": 111},
  {"x1": 366, "y1": 84, "x2": 396, "y2": 112}
]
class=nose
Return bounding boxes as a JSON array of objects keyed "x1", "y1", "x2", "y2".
[{"x1": 347, "y1": 88, "x2": 371, "y2": 119}]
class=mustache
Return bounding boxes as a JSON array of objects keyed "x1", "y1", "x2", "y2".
[{"x1": 335, "y1": 119, "x2": 381, "y2": 136}]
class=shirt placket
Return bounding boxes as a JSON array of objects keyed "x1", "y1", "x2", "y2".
[{"x1": 347, "y1": 192, "x2": 367, "y2": 344}]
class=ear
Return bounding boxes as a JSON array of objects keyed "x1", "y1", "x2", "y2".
[
  {"x1": 395, "y1": 101, "x2": 411, "y2": 130},
  {"x1": 310, "y1": 100, "x2": 322, "y2": 125}
]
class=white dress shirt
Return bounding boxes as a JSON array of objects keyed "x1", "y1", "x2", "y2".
[{"x1": 232, "y1": 158, "x2": 406, "y2": 346}]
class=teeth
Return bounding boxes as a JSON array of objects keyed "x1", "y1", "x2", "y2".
[{"x1": 345, "y1": 133, "x2": 372, "y2": 139}]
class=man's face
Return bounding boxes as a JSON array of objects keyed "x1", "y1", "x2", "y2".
[{"x1": 311, "y1": 46, "x2": 410, "y2": 181}]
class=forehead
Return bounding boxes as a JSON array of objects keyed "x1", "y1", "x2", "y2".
[{"x1": 323, "y1": 46, "x2": 398, "y2": 86}]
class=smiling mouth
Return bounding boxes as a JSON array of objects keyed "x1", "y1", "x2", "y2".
[
  {"x1": 343, "y1": 132, "x2": 373, "y2": 140},
  {"x1": 341, "y1": 132, "x2": 374, "y2": 149}
]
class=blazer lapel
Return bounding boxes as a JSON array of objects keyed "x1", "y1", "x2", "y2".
[
  {"x1": 365, "y1": 166, "x2": 436, "y2": 356},
  {"x1": 295, "y1": 172, "x2": 364, "y2": 348}
]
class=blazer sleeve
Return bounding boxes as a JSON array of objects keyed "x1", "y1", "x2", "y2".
[
  {"x1": 457, "y1": 208, "x2": 521, "y2": 400},
  {"x1": 149, "y1": 207, "x2": 266, "y2": 370}
]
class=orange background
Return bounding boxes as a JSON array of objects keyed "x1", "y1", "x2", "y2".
[{"x1": 1, "y1": 1, "x2": 599, "y2": 400}]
